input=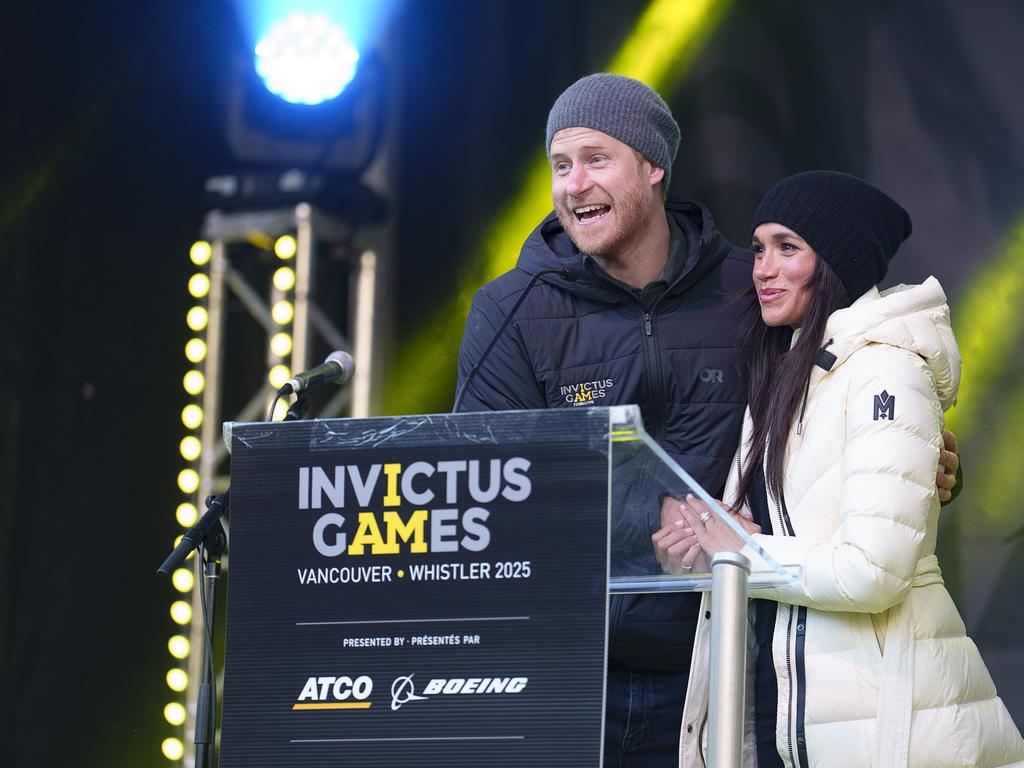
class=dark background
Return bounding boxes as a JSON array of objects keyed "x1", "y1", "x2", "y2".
[{"x1": 2, "y1": 1, "x2": 1022, "y2": 765}]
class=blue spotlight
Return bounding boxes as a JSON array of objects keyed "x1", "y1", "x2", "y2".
[{"x1": 254, "y1": 11, "x2": 360, "y2": 105}]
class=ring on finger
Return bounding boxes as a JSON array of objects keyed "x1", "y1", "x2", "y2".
[
  {"x1": 679, "y1": 563, "x2": 694, "y2": 573},
  {"x1": 699, "y1": 510, "x2": 712, "y2": 523}
]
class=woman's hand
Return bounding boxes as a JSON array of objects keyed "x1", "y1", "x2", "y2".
[
  {"x1": 652, "y1": 495, "x2": 706, "y2": 575},
  {"x1": 676, "y1": 494, "x2": 757, "y2": 556}
]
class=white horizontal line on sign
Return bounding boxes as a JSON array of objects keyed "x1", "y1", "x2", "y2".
[
  {"x1": 290, "y1": 736, "x2": 527, "y2": 743},
  {"x1": 296, "y1": 615, "x2": 531, "y2": 626}
]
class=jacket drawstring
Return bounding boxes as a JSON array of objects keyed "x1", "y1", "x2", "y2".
[{"x1": 796, "y1": 339, "x2": 835, "y2": 435}]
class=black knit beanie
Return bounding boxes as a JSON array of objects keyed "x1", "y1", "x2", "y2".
[
  {"x1": 546, "y1": 73, "x2": 681, "y2": 189},
  {"x1": 751, "y1": 171, "x2": 912, "y2": 301}
]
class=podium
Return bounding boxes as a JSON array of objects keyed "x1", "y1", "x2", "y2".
[{"x1": 219, "y1": 406, "x2": 797, "y2": 767}]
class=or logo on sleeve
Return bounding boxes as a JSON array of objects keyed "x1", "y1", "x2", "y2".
[{"x1": 873, "y1": 390, "x2": 895, "y2": 421}]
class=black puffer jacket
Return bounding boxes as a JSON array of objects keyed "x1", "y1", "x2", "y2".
[{"x1": 457, "y1": 200, "x2": 752, "y2": 671}]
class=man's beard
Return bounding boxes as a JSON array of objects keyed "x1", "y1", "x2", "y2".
[{"x1": 556, "y1": 182, "x2": 652, "y2": 259}]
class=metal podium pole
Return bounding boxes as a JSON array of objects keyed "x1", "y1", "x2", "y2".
[{"x1": 707, "y1": 551, "x2": 751, "y2": 768}]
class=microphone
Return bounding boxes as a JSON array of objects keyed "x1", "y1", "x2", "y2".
[
  {"x1": 280, "y1": 350, "x2": 356, "y2": 395},
  {"x1": 157, "y1": 491, "x2": 229, "y2": 575},
  {"x1": 453, "y1": 265, "x2": 580, "y2": 413}
]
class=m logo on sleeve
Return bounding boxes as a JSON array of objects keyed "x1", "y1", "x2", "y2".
[{"x1": 873, "y1": 390, "x2": 895, "y2": 421}]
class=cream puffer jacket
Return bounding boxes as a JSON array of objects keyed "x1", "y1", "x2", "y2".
[{"x1": 678, "y1": 278, "x2": 1024, "y2": 768}]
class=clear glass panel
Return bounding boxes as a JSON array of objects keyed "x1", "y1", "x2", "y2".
[{"x1": 607, "y1": 405, "x2": 799, "y2": 593}]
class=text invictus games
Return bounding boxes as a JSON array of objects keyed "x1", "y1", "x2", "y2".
[{"x1": 297, "y1": 458, "x2": 532, "y2": 558}]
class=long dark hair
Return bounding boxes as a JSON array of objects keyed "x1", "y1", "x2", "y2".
[{"x1": 733, "y1": 257, "x2": 851, "y2": 509}]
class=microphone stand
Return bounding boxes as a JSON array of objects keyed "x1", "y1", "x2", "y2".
[
  {"x1": 193, "y1": 515, "x2": 226, "y2": 768},
  {"x1": 283, "y1": 390, "x2": 310, "y2": 421},
  {"x1": 155, "y1": 382, "x2": 319, "y2": 765},
  {"x1": 452, "y1": 266, "x2": 575, "y2": 412},
  {"x1": 157, "y1": 491, "x2": 229, "y2": 768}
]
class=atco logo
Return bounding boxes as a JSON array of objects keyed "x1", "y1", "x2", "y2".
[
  {"x1": 560, "y1": 378, "x2": 614, "y2": 406},
  {"x1": 389, "y1": 674, "x2": 528, "y2": 710},
  {"x1": 873, "y1": 389, "x2": 895, "y2": 421},
  {"x1": 293, "y1": 675, "x2": 374, "y2": 711}
]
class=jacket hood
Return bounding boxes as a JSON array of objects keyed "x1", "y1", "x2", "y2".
[
  {"x1": 822, "y1": 276, "x2": 961, "y2": 409},
  {"x1": 514, "y1": 199, "x2": 732, "y2": 301}
]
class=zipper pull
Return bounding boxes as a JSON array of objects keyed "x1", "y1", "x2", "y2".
[{"x1": 644, "y1": 312, "x2": 652, "y2": 336}]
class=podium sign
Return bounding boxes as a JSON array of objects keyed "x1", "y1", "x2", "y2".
[{"x1": 220, "y1": 410, "x2": 611, "y2": 767}]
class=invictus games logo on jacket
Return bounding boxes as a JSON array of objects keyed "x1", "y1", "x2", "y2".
[
  {"x1": 873, "y1": 390, "x2": 895, "y2": 421},
  {"x1": 560, "y1": 378, "x2": 614, "y2": 406}
]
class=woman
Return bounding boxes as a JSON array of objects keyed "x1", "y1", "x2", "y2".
[{"x1": 671, "y1": 171, "x2": 1024, "y2": 767}]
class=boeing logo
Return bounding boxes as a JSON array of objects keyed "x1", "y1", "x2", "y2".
[
  {"x1": 389, "y1": 674, "x2": 529, "y2": 710},
  {"x1": 390, "y1": 674, "x2": 428, "y2": 711}
]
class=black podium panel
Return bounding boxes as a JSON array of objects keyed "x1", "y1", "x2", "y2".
[{"x1": 220, "y1": 409, "x2": 611, "y2": 767}]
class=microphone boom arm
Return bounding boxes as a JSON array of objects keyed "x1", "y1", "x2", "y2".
[{"x1": 453, "y1": 267, "x2": 573, "y2": 412}]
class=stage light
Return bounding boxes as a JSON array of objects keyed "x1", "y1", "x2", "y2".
[
  {"x1": 172, "y1": 568, "x2": 195, "y2": 593},
  {"x1": 255, "y1": 11, "x2": 360, "y2": 106},
  {"x1": 275, "y1": 235, "x2": 297, "y2": 260},
  {"x1": 270, "y1": 331, "x2": 293, "y2": 357},
  {"x1": 271, "y1": 300, "x2": 294, "y2": 325},
  {"x1": 164, "y1": 702, "x2": 187, "y2": 727},
  {"x1": 179, "y1": 436, "x2": 202, "y2": 462},
  {"x1": 182, "y1": 370, "x2": 205, "y2": 396},
  {"x1": 273, "y1": 266, "x2": 296, "y2": 291},
  {"x1": 268, "y1": 364, "x2": 291, "y2": 389},
  {"x1": 170, "y1": 600, "x2": 192, "y2": 625},
  {"x1": 168, "y1": 635, "x2": 191, "y2": 660},
  {"x1": 189, "y1": 241, "x2": 212, "y2": 266},
  {"x1": 181, "y1": 404, "x2": 204, "y2": 430},
  {"x1": 177, "y1": 468, "x2": 200, "y2": 494},
  {"x1": 184, "y1": 338, "x2": 207, "y2": 364},
  {"x1": 188, "y1": 273, "x2": 211, "y2": 299},
  {"x1": 186, "y1": 306, "x2": 209, "y2": 332},
  {"x1": 162, "y1": 736, "x2": 185, "y2": 761},
  {"x1": 166, "y1": 668, "x2": 189, "y2": 693},
  {"x1": 176, "y1": 502, "x2": 198, "y2": 528}
]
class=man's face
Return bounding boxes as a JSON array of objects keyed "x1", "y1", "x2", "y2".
[{"x1": 549, "y1": 127, "x2": 664, "y2": 258}]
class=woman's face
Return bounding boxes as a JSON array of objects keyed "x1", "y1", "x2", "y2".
[{"x1": 752, "y1": 222, "x2": 818, "y2": 328}]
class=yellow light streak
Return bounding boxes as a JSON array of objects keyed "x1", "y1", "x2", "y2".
[{"x1": 382, "y1": 0, "x2": 731, "y2": 415}]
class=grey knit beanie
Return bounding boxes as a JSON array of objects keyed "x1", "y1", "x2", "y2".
[
  {"x1": 546, "y1": 73, "x2": 681, "y2": 189},
  {"x1": 751, "y1": 171, "x2": 912, "y2": 301}
]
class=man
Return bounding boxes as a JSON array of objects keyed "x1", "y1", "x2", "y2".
[
  {"x1": 456, "y1": 73, "x2": 958, "y2": 766},
  {"x1": 456, "y1": 72, "x2": 750, "y2": 767}
]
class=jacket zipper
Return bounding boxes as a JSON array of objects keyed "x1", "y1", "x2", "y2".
[
  {"x1": 622, "y1": 231, "x2": 709, "y2": 443},
  {"x1": 774, "y1": 494, "x2": 802, "y2": 768},
  {"x1": 698, "y1": 703, "x2": 709, "y2": 767},
  {"x1": 639, "y1": 305, "x2": 667, "y2": 442},
  {"x1": 783, "y1": 609, "x2": 798, "y2": 767}
]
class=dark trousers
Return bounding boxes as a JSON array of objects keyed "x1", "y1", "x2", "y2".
[{"x1": 604, "y1": 661, "x2": 688, "y2": 768}]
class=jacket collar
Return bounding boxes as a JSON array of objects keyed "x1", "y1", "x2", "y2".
[{"x1": 515, "y1": 199, "x2": 732, "y2": 302}]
